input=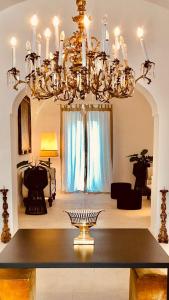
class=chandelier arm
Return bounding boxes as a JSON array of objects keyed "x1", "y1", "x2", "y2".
[
  {"x1": 13, "y1": 80, "x2": 26, "y2": 91},
  {"x1": 135, "y1": 60, "x2": 155, "y2": 85},
  {"x1": 135, "y1": 75, "x2": 151, "y2": 85}
]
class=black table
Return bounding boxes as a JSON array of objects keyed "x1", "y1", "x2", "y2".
[{"x1": 0, "y1": 229, "x2": 169, "y2": 297}]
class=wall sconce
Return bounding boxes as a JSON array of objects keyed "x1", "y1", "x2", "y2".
[{"x1": 40, "y1": 132, "x2": 59, "y2": 167}]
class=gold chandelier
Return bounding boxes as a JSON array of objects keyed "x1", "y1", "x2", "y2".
[{"x1": 7, "y1": 0, "x2": 155, "y2": 104}]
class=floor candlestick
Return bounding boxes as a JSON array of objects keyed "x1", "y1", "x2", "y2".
[
  {"x1": 0, "y1": 188, "x2": 11, "y2": 243},
  {"x1": 158, "y1": 188, "x2": 168, "y2": 244}
]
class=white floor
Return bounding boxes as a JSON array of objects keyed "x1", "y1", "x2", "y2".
[
  {"x1": 18, "y1": 193, "x2": 151, "y2": 229},
  {"x1": 1, "y1": 193, "x2": 167, "y2": 300}
]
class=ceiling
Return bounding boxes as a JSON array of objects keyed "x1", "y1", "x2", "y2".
[
  {"x1": 0, "y1": 0, "x2": 169, "y2": 11},
  {"x1": 0, "y1": 0, "x2": 26, "y2": 11},
  {"x1": 145, "y1": 0, "x2": 169, "y2": 8}
]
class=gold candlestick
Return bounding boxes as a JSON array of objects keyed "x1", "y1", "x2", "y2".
[
  {"x1": 158, "y1": 188, "x2": 168, "y2": 244},
  {"x1": 0, "y1": 188, "x2": 11, "y2": 243}
]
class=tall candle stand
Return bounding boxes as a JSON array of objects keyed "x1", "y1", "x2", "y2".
[
  {"x1": 0, "y1": 188, "x2": 11, "y2": 243},
  {"x1": 158, "y1": 188, "x2": 169, "y2": 244}
]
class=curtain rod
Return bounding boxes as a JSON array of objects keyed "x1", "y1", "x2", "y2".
[{"x1": 61, "y1": 104, "x2": 112, "y2": 112}]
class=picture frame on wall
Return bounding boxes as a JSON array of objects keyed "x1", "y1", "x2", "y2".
[{"x1": 18, "y1": 96, "x2": 32, "y2": 155}]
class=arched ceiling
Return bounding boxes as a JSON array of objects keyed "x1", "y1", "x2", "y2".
[
  {"x1": 145, "y1": 0, "x2": 169, "y2": 8},
  {"x1": 0, "y1": 0, "x2": 169, "y2": 11},
  {"x1": 0, "y1": 0, "x2": 26, "y2": 11}
]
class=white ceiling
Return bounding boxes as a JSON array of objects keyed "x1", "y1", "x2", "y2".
[
  {"x1": 0, "y1": 0, "x2": 26, "y2": 11},
  {"x1": 145, "y1": 0, "x2": 169, "y2": 8},
  {"x1": 0, "y1": 0, "x2": 169, "y2": 11}
]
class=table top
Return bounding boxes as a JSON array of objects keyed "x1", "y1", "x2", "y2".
[{"x1": 0, "y1": 229, "x2": 169, "y2": 268}]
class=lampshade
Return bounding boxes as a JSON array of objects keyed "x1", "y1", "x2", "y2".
[{"x1": 40, "y1": 132, "x2": 59, "y2": 158}]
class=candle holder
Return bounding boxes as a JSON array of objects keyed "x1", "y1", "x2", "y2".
[
  {"x1": 158, "y1": 188, "x2": 168, "y2": 244},
  {"x1": 65, "y1": 209, "x2": 103, "y2": 245},
  {"x1": 0, "y1": 188, "x2": 11, "y2": 243}
]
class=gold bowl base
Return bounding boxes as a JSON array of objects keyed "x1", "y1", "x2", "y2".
[{"x1": 74, "y1": 225, "x2": 94, "y2": 245}]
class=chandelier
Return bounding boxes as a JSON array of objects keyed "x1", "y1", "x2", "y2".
[{"x1": 7, "y1": 0, "x2": 155, "y2": 104}]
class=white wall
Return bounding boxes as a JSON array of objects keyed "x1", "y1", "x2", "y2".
[
  {"x1": 31, "y1": 101, "x2": 61, "y2": 191},
  {"x1": 113, "y1": 90, "x2": 154, "y2": 186},
  {"x1": 0, "y1": 0, "x2": 169, "y2": 236}
]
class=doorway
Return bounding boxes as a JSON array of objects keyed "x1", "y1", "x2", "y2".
[{"x1": 10, "y1": 86, "x2": 157, "y2": 232}]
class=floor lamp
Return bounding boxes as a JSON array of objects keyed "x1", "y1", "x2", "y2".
[{"x1": 40, "y1": 132, "x2": 59, "y2": 167}]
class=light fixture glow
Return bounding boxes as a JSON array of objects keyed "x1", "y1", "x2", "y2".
[
  {"x1": 50, "y1": 52, "x2": 54, "y2": 60},
  {"x1": 40, "y1": 132, "x2": 58, "y2": 158},
  {"x1": 84, "y1": 15, "x2": 90, "y2": 28},
  {"x1": 10, "y1": 37, "x2": 17, "y2": 47},
  {"x1": 60, "y1": 30, "x2": 65, "y2": 41},
  {"x1": 30, "y1": 14, "x2": 39, "y2": 27},
  {"x1": 53, "y1": 16, "x2": 60, "y2": 27},
  {"x1": 114, "y1": 26, "x2": 121, "y2": 37},
  {"x1": 44, "y1": 28, "x2": 52, "y2": 39},
  {"x1": 137, "y1": 27, "x2": 144, "y2": 39},
  {"x1": 106, "y1": 30, "x2": 109, "y2": 41}
]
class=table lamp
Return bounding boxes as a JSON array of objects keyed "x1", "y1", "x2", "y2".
[{"x1": 40, "y1": 132, "x2": 59, "y2": 167}]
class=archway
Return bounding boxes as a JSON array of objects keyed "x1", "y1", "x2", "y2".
[
  {"x1": 136, "y1": 84, "x2": 159, "y2": 234},
  {"x1": 10, "y1": 84, "x2": 158, "y2": 232},
  {"x1": 10, "y1": 88, "x2": 31, "y2": 232}
]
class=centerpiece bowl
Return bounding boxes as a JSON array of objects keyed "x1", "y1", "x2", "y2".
[{"x1": 65, "y1": 209, "x2": 104, "y2": 245}]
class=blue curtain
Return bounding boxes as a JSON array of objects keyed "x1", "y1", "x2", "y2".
[
  {"x1": 86, "y1": 111, "x2": 112, "y2": 192},
  {"x1": 62, "y1": 111, "x2": 85, "y2": 192},
  {"x1": 62, "y1": 110, "x2": 112, "y2": 193}
]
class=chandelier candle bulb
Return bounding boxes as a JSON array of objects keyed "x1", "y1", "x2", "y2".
[
  {"x1": 53, "y1": 16, "x2": 60, "y2": 51},
  {"x1": 26, "y1": 41, "x2": 31, "y2": 54},
  {"x1": 106, "y1": 30, "x2": 109, "y2": 41},
  {"x1": 120, "y1": 36, "x2": 128, "y2": 61},
  {"x1": 96, "y1": 59, "x2": 102, "y2": 73},
  {"x1": 114, "y1": 26, "x2": 121, "y2": 58},
  {"x1": 112, "y1": 44, "x2": 118, "y2": 60},
  {"x1": 84, "y1": 15, "x2": 91, "y2": 51},
  {"x1": 30, "y1": 15, "x2": 39, "y2": 53},
  {"x1": 105, "y1": 30, "x2": 110, "y2": 55},
  {"x1": 123, "y1": 44, "x2": 128, "y2": 65},
  {"x1": 50, "y1": 52, "x2": 55, "y2": 71},
  {"x1": 44, "y1": 28, "x2": 51, "y2": 59},
  {"x1": 25, "y1": 41, "x2": 32, "y2": 74},
  {"x1": 32, "y1": 26, "x2": 37, "y2": 53},
  {"x1": 101, "y1": 15, "x2": 108, "y2": 52},
  {"x1": 137, "y1": 27, "x2": 149, "y2": 60},
  {"x1": 82, "y1": 38, "x2": 86, "y2": 67},
  {"x1": 37, "y1": 38, "x2": 42, "y2": 57},
  {"x1": 79, "y1": 73, "x2": 82, "y2": 90},
  {"x1": 59, "y1": 31, "x2": 65, "y2": 65},
  {"x1": 10, "y1": 37, "x2": 17, "y2": 68}
]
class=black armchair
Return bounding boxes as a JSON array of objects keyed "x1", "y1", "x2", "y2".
[
  {"x1": 111, "y1": 182, "x2": 142, "y2": 210},
  {"x1": 24, "y1": 166, "x2": 48, "y2": 215}
]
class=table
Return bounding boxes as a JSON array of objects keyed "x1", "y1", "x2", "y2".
[{"x1": 0, "y1": 229, "x2": 169, "y2": 298}]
